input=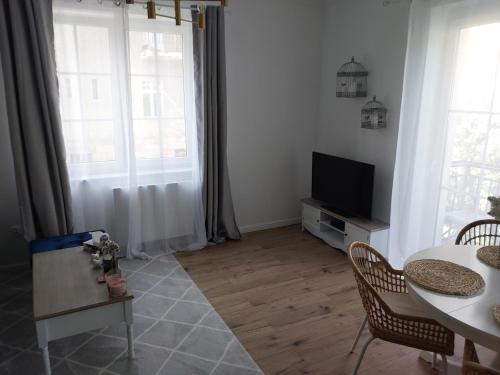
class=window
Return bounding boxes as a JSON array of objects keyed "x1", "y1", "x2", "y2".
[
  {"x1": 91, "y1": 79, "x2": 99, "y2": 100},
  {"x1": 53, "y1": 4, "x2": 193, "y2": 176},
  {"x1": 129, "y1": 30, "x2": 187, "y2": 160},
  {"x1": 439, "y1": 22, "x2": 500, "y2": 242},
  {"x1": 64, "y1": 78, "x2": 72, "y2": 99}
]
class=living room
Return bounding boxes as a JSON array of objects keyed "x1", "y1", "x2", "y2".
[{"x1": 0, "y1": 0, "x2": 499, "y2": 374}]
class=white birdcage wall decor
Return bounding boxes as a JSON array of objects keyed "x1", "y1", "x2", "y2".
[
  {"x1": 361, "y1": 96, "x2": 387, "y2": 129},
  {"x1": 336, "y1": 57, "x2": 368, "y2": 98}
]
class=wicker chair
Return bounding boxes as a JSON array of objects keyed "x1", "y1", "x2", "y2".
[
  {"x1": 348, "y1": 242, "x2": 455, "y2": 375},
  {"x1": 462, "y1": 339, "x2": 500, "y2": 375},
  {"x1": 455, "y1": 220, "x2": 500, "y2": 246}
]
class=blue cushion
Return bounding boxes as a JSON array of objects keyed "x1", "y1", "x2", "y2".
[{"x1": 30, "y1": 230, "x2": 106, "y2": 254}]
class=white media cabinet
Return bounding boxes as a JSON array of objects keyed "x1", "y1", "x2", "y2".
[{"x1": 301, "y1": 198, "x2": 390, "y2": 256}]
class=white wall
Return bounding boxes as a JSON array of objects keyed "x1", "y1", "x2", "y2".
[
  {"x1": 316, "y1": 0, "x2": 410, "y2": 222},
  {"x1": 225, "y1": 0, "x2": 324, "y2": 232},
  {"x1": 0, "y1": 61, "x2": 29, "y2": 266}
]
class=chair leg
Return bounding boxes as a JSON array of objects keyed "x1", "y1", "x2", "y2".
[
  {"x1": 432, "y1": 352, "x2": 437, "y2": 369},
  {"x1": 350, "y1": 315, "x2": 368, "y2": 353},
  {"x1": 352, "y1": 335, "x2": 375, "y2": 375},
  {"x1": 441, "y1": 354, "x2": 448, "y2": 375}
]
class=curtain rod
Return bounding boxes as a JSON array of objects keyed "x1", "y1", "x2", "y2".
[
  {"x1": 74, "y1": 0, "x2": 224, "y2": 5},
  {"x1": 72, "y1": 0, "x2": 228, "y2": 28},
  {"x1": 75, "y1": 0, "x2": 222, "y2": 11}
]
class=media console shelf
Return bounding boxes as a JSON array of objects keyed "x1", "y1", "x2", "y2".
[{"x1": 301, "y1": 198, "x2": 390, "y2": 256}]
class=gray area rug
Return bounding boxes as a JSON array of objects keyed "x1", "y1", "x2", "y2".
[{"x1": 0, "y1": 253, "x2": 264, "y2": 375}]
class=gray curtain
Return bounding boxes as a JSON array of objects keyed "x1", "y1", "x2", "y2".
[
  {"x1": 0, "y1": 0, "x2": 73, "y2": 241},
  {"x1": 193, "y1": 7, "x2": 241, "y2": 243}
]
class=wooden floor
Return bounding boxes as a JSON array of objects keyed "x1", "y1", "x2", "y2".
[{"x1": 176, "y1": 225, "x2": 493, "y2": 375}]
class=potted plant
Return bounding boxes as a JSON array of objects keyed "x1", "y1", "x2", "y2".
[
  {"x1": 488, "y1": 196, "x2": 500, "y2": 220},
  {"x1": 100, "y1": 240, "x2": 120, "y2": 274}
]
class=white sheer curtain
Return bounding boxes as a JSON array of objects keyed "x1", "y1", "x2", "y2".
[
  {"x1": 53, "y1": 0, "x2": 207, "y2": 258},
  {"x1": 389, "y1": 0, "x2": 500, "y2": 267}
]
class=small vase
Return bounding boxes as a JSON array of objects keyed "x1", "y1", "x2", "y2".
[
  {"x1": 111, "y1": 255, "x2": 118, "y2": 274},
  {"x1": 102, "y1": 259, "x2": 112, "y2": 274}
]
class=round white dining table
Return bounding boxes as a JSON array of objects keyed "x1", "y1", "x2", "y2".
[{"x1": 405, "y1": 245, "x2": 500, "y2": 352}]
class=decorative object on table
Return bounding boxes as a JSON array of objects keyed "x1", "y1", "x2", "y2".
[
  {"x1": 488, "y1": 196, "x2": 500, "y2": 220},
  {"x1": 99, "y1": 233, "x2": 110, "y2": 244},
  {"x1": 100, "y1": 239, "x2": 120, "y2": 274},
  {"x1": 83, "y1": 230, "x2": 105, "y2": 252},
  {"x1": 336, "y1": 57, "x2": 368, "y2": 98},
  {"x1": 83, "y1": 242, "x2": 97, "y2": 253},
  {"x1": 477, "y1": 246, "x2": 500, "y2": 269},
  {"x1": 91, "y1": 253, "x2": 103, "y2": 268},
  {"x1": 101, "y1": 259, "x2": 112, "y2": 274},
  {"x1": 88, "y1": 233, "x2": 121, "y2": 280},
  {"x1": 404, "y1": 259, "x2": 485, "y2": 296},
  {"x1": 106, "y1": 274, "x2": 128, "y2": 298},
  {"x1": 494, "y1": 305, "x2": 500, "y2": 325},
  {"x1": 361, "y1": 96, "x2": 387, "y2": 129}
]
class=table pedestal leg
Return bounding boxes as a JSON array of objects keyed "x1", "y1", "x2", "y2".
[{"x1": 419, "y1": 351, "x2": 460, "y2": 375}]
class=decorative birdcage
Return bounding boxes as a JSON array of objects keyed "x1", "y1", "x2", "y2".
[
  {"x1": 361, "y1": 96, "x2": 387, "y2": 129},
  {"x1": 336, "y1": 57, "x2": 368, "y2": 98}
]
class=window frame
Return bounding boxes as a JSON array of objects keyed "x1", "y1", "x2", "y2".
[{"x1": 53, "y1": 4, "x2": 195, "y2": 181}]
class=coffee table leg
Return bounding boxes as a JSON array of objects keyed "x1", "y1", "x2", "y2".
[
  {"x1": 36, "y1": 321, "x2": 51, "y2": 375},
  {"x1": 42, "y1": 346, "x2": 51, "y2": 375},
  {"x1": 127, "y1": 324, "x2": 135, "y2": 359},
  {"x1": 124, "y1": 301, "x2": 135, "y2": 359}
]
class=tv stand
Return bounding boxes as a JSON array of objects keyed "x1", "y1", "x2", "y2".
[
  {"x1": 301, "y1": 198, "x2": 390, "y2": 256},
  {"x1": 320, "y1": 205, "x2": 355, "y2": 218}
]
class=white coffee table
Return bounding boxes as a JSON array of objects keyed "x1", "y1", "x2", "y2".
[
  {"x1": 33, "y1": 247, "x2": 135, "y2": 375},
  {"x1": 405, "y1": 245, "x2": 500, "y2": 352}
]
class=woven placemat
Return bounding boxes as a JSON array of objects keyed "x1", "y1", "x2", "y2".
[
  {"x1": 404, "y1": 259, "x2": 485, "y2": 296},
  {"x1": 477, "y1": 246, "x2": 500, "y2": 269},
  {"x1": 494, "y1": 305, "x2": 500, "y2": 325}
]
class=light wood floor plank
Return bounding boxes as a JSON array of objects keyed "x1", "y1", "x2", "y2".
[{"x1": 177, "y1": 225, "x2": 496, "y2": 375}]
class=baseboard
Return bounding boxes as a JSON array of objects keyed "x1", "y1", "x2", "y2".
[{"x1": 239, "y1": 217, "x2": 301, "y2": 234}]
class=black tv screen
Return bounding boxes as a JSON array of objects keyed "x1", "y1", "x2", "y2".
[{"x1": 312, "y1": 152, "x2": 374, "y2": 219}]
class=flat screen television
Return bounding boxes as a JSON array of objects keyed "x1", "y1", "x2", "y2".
[{"x1": 311, "y1": 152, "x2": 374, "y2": 219}]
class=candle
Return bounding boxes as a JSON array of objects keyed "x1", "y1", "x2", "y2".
[{"x1": 106, "y1": 274, "x2": 127, "y2": 298}]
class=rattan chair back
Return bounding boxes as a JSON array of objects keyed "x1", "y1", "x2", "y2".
[{"x1": 456, "y1": 220, "x2": 500, "y2": 246}]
